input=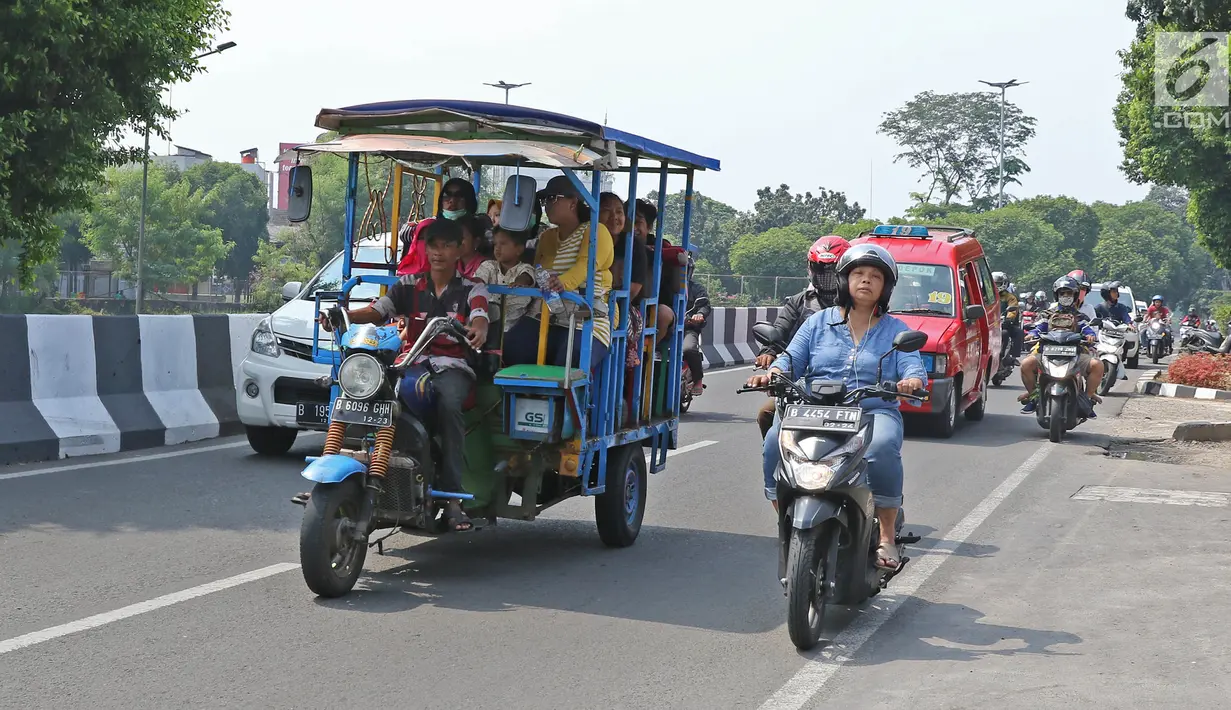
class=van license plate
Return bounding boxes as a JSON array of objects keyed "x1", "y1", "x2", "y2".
[
  {"x1": 331, "y1": 398, "x2": 395, "y2": 427},
  {"x1": 780, "y1": 405, "x2": 862, "y2": 433},
  {"x1": 296, "y1": 402, "x2": 329, "y2": 426}
]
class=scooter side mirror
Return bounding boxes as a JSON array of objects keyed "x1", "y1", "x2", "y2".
[
  {"x1": 752, "y1": 321, "x2": 787, "y2": 351},
  {"x1": 892, "y1": 329, "x2": 929, "y2": 353}
]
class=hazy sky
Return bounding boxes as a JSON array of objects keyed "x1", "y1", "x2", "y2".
[{"x1": 158, "y1": 0, "x2": 1146, "y2": 217}]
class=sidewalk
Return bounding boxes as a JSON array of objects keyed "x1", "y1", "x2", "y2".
[{"x1": 812, "y1": 392, "x2": 1231, "y2": 709}]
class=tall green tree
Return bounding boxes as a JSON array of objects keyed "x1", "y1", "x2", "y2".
[
  {"x1": 1091, "y1": 199, "x2": 1213, "y2": 303},
  {"x1": 946, "y1": 207, "x2": 1078, "y2": 290},
  {"x1": 1014, "y1": 195, "x2": 1103, "y2": 266},
  {"x1": 0, "y1": 0, "x2": 229, "y2": 282},
  {"x1": 83, "y1": 165, "x2": 229, "y2": 293},
  {"x1": 181, "y1": 162, "x2": 270, "y2": 299},
  {"x1": 879, "y1": 91, "x2": 1037, "y2": 207},
  {"x1": 648, "y1": 189, "x2": 746, "y2": 273},
  {"x1": 749, "y1": 184, "x2": 865, "y2": 232},
  {"x1": 1115, "y1": 9, "x2": 1231, "y2": 267}
]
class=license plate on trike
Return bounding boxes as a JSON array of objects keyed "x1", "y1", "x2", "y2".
[
  {"x1": 780, "y1": 405, "x2": 862, "y2": 433},
  {"x1": 296, "y1": 401, "x2": 330, "y2": 426},
  {"x1": 1042, "y1": 345, "x2": 1078, "y2": 357},
  {"x1": 330, "y1": 398, "x2": 395, "y2": 427}
]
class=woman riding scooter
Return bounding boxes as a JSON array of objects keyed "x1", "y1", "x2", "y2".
[{"x1": 746, "y1": 244, "x2": 927, "y2": 570}]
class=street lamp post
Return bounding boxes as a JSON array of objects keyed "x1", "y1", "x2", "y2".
[
  {"x1": 135, "y1": 41, "x2": 236, "y2": 313},
  {"x1": 978, "y1": 78, "x2": 1027, "y2": 209},
  {"x1": 483, "y1": 80, "x2": 531, "y2": 105}
]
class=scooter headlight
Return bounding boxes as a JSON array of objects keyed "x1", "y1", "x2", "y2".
[
  {"x1": 337, "y1": 353, "x2": 384, "y2": 400},
  {"x1": 779, "y1": 429, "x2": 865, "y2": 492}
]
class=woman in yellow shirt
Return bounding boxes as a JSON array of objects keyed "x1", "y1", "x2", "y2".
[{"x1": 504, "y1": 175, "x2": 614, "y2": 371}]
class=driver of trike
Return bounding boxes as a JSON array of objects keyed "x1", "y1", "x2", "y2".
[
  {"x1": 317, "y1": 218, "x2": 489, "y2": 532},
  {"x1": 745, "y1": 244, "x2": 927, "y2": 569}
]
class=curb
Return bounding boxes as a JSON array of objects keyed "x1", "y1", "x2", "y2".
[
  {"x1": 1134, "y1": 369, "x2": 1231, "y2": 400},
  {"x1": 1173, "y1": 421, "x2": 1231, "y2": 442}
]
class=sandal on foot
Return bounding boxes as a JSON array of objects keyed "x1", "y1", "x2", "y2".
[
  {"x1": 291, "y1": 492, "x2": 311, "y2": 505},
  {"x1": 444, "y1": 504, "x2": 474, "y2": 533},
  {"x1": 875, "y1": 542, "x2": 900, "y2": 570}
]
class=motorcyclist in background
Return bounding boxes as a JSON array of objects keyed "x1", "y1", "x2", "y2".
[
  {"x1": 1033, "y1": 290, "x2": 1047, "y2": 311},
  {"x1": 682, "y1": 257, "x2": 711, "y2": 397},
  {"x1": 1181, "y1": 307, "x2": 1202, "y2": 329},
  {"x1": 753, "y1": 235, "x2": 851, "y2": 437},
  {"x1": 994, "y1": 272, "x2": 1023, "y2": 358},
  {"x1": 1144, "y1": 295, "x2": 1173, "y2": 350},
  {"x1": 1094, "y1": 281, "x2": 1134, "y2": 324},
  {"x1": 1018, "y1": 275, "x2": 1104, "y2": 416}
]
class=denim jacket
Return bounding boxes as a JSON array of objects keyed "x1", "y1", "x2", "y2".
[{"x1": 770, "y1": 307, "x2": 929, "y2": 413}]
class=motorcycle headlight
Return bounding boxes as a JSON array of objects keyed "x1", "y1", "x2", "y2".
[
  {"x1": 779, "y1": 429, "x2": 865, "y2": 492},
  {"x1": 250, "y1": 319, "x2": 279, "y2": 358},
  {"x1": 337, "y1": 353, "x2": 384, "y2": 399}
]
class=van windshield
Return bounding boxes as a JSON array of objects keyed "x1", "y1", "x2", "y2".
[
  {"x1": 302, "y1": 246, "x2": 392, "y2": 302},
  {"x1": 889, "y1": 263, "x2": 956, "y2": 317}
]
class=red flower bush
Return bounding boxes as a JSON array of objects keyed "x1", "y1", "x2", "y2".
[{"x1": 1167, "y1": 354, "x2": 1231, "y2": 391}]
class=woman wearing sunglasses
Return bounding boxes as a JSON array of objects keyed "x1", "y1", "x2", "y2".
[{"x1": 397, "y1": 177, "x2": 479, "y2": 276}]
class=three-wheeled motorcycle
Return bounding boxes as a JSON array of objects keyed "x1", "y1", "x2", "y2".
[{"x1": 279, "y1": 100, "x2": 720, "y2": 597}]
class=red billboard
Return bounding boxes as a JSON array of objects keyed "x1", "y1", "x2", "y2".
[{"x1": 276, "y1": 141, "x2": 305, "y2": 211}]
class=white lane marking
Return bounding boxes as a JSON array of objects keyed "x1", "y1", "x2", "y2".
[
  {"x1": 0, "y1": 563, "x2": 301, "y2": 656},
  {"x1": 0, "y1": 434, "x2": 325, "y2": 482},
  {"x1": 0, "y1": 439, "x2": 715, "y2": 656},
  {"x1": 1072, "y1": 485, "x2": 1230, "y2": 507},
  {"x1": 706, "y1": 365, "x2": 755, "y2": 375},
  {"x1": 758, "y1": 442, "x2": 1057, "y2": 710},
  {"x1": 651, "y1": 440, "x2": 717, "y2": 462}
]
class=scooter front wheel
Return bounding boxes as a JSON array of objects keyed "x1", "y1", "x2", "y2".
[
  {"x1": 785, "y1": 525, "x2": 835, "y2": 651},
  {"x1": 1048, "y1": 395, "x2": 1066, "y2": 443},
  {"x1": 300, "y1": 478, "x2": 368, "y2": 598}
]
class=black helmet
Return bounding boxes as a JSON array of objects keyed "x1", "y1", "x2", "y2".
[
  {"x1": 1052, "y1": 275, "x2": 1081, "y2": 301},
  {"x1": 1100, "y1": 280, "x2": 1121, "y2": 300},
  {"x1": 836, "y1": 244, "x2": 898, "y2": 313}
]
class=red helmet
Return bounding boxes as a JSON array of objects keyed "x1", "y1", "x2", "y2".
[{"x1": 808, "y1": 236, "x2": 850, "y2": 265}]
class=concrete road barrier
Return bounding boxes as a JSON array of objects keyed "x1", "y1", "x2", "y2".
[{"x1": 0, "y1": 308, "x2": 779, "y2": 466}]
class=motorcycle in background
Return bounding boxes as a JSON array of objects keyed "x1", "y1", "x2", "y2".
[
  {"x1": 680, "y1": 296, "x2": 710, "y2": 413},
  {"x1": 1094, "y1": 318, "x2": 1130, "y2": 396},
  {"x1": 1180, "y1": 319, "x2": 1231, "y2": 354},
  {"x1": 1030, "y1": 316, "x2": 1092, "y2": 443},
  {"x1": 739, "y1": 324, "x2": 930, "y2": 650},
  {"x1": 1141, "y1": 317, "x2": 1170, "y2": 364},
  {"x1": 992, "y1": 311, "x2": 1018, "y2": 386}
]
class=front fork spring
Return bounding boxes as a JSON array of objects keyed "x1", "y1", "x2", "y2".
[
  {"x1": 367, "y1": 426, "x2": 396, "y2": 479},
  {"x1": 323, "y1": 420, "x2": 345, "y2": 455}
]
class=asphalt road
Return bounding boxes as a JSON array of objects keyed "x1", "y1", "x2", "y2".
[{"x1": 1, "y1": 361, "x2": 1221, "y2": 709}]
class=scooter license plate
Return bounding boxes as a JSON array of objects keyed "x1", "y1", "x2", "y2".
[
  {"x1": 330, "y1": 398, "x2": 395, "y2": 427},
  {"x1": 780, "y1": 405, "x2": 862, "y2": 433},
  {"x1": 1042, "y1": 345, "x2": 1078, "y2": 357}
]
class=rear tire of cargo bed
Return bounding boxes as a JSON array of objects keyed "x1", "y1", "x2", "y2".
[{"x1": 246, "y1": 425, "x2": 298, "y2": 456}]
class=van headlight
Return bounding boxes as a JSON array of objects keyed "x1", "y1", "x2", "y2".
[
  {"x1": 338, "y1": 353, "x2": 384, "y2": 399},
  {"x1": 250, "y1": 319, "x2": 279, "y2": 358}
]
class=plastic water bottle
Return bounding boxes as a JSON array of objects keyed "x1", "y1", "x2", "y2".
[{"x1": 535, "y1": 266, "x2": 565, "y2": 315}]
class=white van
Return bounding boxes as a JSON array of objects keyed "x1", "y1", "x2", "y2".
[{"x1": 236, "y1": 235, "x2": 393, "y2": 454}]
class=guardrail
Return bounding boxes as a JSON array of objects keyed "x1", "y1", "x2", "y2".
[{"x1": 0, "y1": 308, "x2": 781, "y2": 466}]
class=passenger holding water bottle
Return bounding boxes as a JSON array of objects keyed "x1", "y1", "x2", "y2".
[{"x1": 503, "y1": 176, "x2": 614, "y2": 371}]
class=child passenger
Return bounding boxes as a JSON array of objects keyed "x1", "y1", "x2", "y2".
[
  {"x1": 456, "y1": 215, "x2": 489, "y2": 278},
  {"x1": 473, "y1": 227, "x2": 538, "y2": 337}
]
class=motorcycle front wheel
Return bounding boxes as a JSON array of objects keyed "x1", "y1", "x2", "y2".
[
  {"x1": 300, "y1": 478, "x2": 368, "y2": 598},
  {"x1": 1099, "y1": 361, "x2": 1116, "y2": 396},
  {"x1": 1048, "y1": 394, "x2": 1066, "y2": 443},
  {"x1": 786, "y1": 525, "x2": 836, "y2": 651}
]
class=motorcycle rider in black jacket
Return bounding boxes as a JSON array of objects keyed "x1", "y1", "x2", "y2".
[
  {"x1": 682, "y1": 259, "x2": 711, "y2": 395},
  {"x1": 754, "y1": 236, "x2": 851, "y2": 437}
]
